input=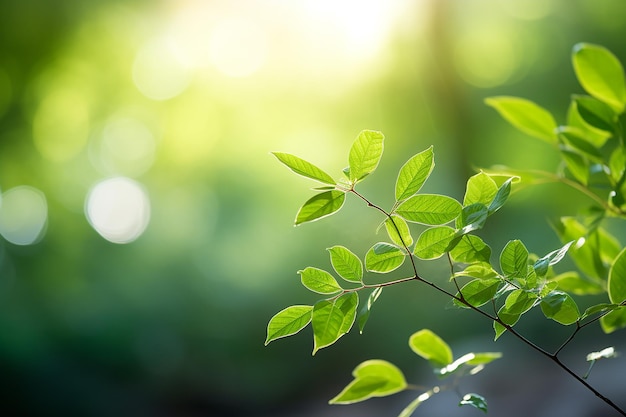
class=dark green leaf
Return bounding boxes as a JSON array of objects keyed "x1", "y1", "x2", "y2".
[
  {"x1": 265, "y1": 305, "x2": 313, "y2": 345},
  {"x1": 457, "y1": 203, "x2": 489, "y2": 233},
  {"x1": 534, "y1": 240, "x2": 576, "y2": 277},
  {"x1": 560, "y1": 147, "x2": 590, "y2": 185},
  {"x1": 358, "y1": 287, "x2": 383, "y2": 334},
  {"x1": 312, "y1": 292, "x2": 359, "y2": 354},
  {"x1": 365, "y1": 242, "x2": 405, "y2": 273},
  {"x1": 459, "y1": 393, "x2": 488, "y2": 413},
  {"x1": 488, "y1": 177, "x2": 513, "y2": 214},
  {"x1": 329, "y1": 359, "x2": 407, "y2": 404},
  {"x1": 557, "y1": 125, "x2": 603, "y2": 160},
  {"x1": 572, "y1": 43, "x2": 626, "y2": 113},
  {"x1": 328, "y1": 246, "x2": 363, "y2": 283},
  {"x1": 540, "y1": 290, "x2": 580, "y2": 325},
  {"x1": 299, "y1": 267, "x2": 342, "y2": 295},
  {"x1": 395, "y1": 194, "x2": 462, "y2": 225},
  {"x1": 272, "y1": 152, "x2": 336, "y2": 185},
  {"x1": 409, "y1": 329, "x2": 453, "y2": 367},
  {"x1": 348, "y1": 130, "x2": 384, "y2": 182},
  {"x1": 485, "y1": 96, "x2": 558, "y2": 143},
  {"x1": 414, "y1": 226, "x2": 456, "y2": 260},
  {"x1": 295, "y1": 190, "x2": 346, "y2": 225},
  {"x1": 572, "y1": 95, "x2": 618, "y2": 133},
  {"x1": 395, "y1": 146, "x2": 434, "y2": 201}
]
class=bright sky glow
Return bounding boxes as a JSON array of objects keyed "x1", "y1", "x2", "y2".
[
  {"x1": 86, "y1": 177, "x2": 150, "y2": 244},
  {"x1": 96, "y1": 117, "x2": 156, "y2": 177},
  {"x1": 0, "y1": 186, "x2": 48, "y2": 245},
  {"x1": 208, "y1": 18, "x2": 267, "y2": 78}
]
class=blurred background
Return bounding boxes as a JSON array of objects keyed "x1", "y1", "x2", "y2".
[{"x1": 1, "y1": 0, "x2": 626, "y2": 416}]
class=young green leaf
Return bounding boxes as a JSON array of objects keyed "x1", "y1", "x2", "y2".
[
  {"x1": 496, "y1": 289, "x2": 537, "y2": 331},
  {"x1": 485, "y1": 96, "x2": 558, "y2": 144},
  {"x1": 295, "y1": 190, "x2": 346, "y2": 225},
  {"x1": 572, "y1": 95, "x2": 618, "y2": 133},
  {"x1": 457, "y1": 203, "x2": 489, "y2": 233},
  {"x1": 580, "y1": 303, "x2": 620, "y2": 321},
  {"x1": 608, "y1": 247, "x2": 626, "y2": 304},
  {"x1": 328, "y1": 246, "x2": 363, "y2": 283},
  {"x1": 572, "y1": 43, "x2": 626, "y2": 113},
  {"x1": 534, "y1": 240, "x2": 576, "y2": 277},
  {"x1": 272, "y1": 152, "x2": 336, "y2": 185},
  {"x1": 329, "y1": 359, "x2": 407, "y2": 404},
  {"x1": 454, "y1": 263, "x2": 499, "y2": 280},
  {"x1": 540, "y1": 290, "x2": 580, "y2": 325},
  {"x1": 265, "y1": 305, "x2": 313, "y2": 345},
  {"x1": 500, "y1": 240, "x2": 529, "y2": 279},
  {"x1": 493, "y1": 321, "x2": 507, "y2": 341},
  {"x1": 299, "y1": 267, "x2": 342, "y2": 295},
  {"x1": 395, "y1": 194, "x2": 462, "y2": 225},
  {"x1": 459, "y1": 393, "x2": 488, "y2": 413},
  {"x1": 384, "y1": 215, "x2": 414, "y2": 247},
  {"x1": 414, "y1": 226, "x2": 456, "y2": 260},
  {"x1": 488, "y1": 177, "x2": 513, "y2": 214},
  {"x1": 464, "y1": 172, "x2": 498, "y2": 207},
  {"x1": 560, "y1": 148, "x2": 590, "y2": 185},
  {"x1": 312, "y1": 292, "x2": 359, "y2": 354},
  {"x1": 358, "y1": 287, "x2": 383, "y2": 333},
  {"x1": 395, "y1": 146, "x2": 435, "y2": 201},
  {"x1": 348, "y1": 130, "x2": 384, "y2": 182},
  {"x1": 409, "y1": 329, "x2": 453, "y2": 368},
  {"x1": 365, "y1": 242, "x2": 405, "y2": 273},
  {"x1": 567, "y1": 100, "x2": 612, "y2": 148},
  {"x1": 454, "y1": 279, "x2": 501, "y2": 309},
  {"x1": 450, "y1": 235, "x2": 492, "y2": 264},
  {"x1": 557, "y1": 125, "x2": 603, "y2": 161}
]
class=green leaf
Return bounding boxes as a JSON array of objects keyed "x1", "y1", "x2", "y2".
[
  {"x1": 581, "y1": 303, "x2": 620, "y2": 320},
  {"x1": 560, "y1": 148, "x2": 590, "y2": 185},
  {"x1": 572, "y1": 95, "x2": 618, "y2": 133},
  {"x1": 496, "y1": 289, "x2": 537, "y2": 333},
  {"x1": 348, "y1": 130, "x2": 384, "y2": 182},
  {"x1": 329, "y1": 359, "x2": 407, "y2": 404},
  {"x1": 454, "y1": 263, "x2": 499, "y2": 280},
  {"x1": 437, "y1": 352, "x2": 496, "y2": 377},
  {"x1": 600, "y1": 307, "x2": 626, "y2": 333},
  {"x1": 466, "y1": 352, "x2": 503, "y2": 366},
  {"x1": 409, "y1": 329, "x2": 453, "y2": 367},
  {"x1": 395, "y1": 194, "x2": 462, "y2": 225},
  {"x1": 450, "y1": 235, "x2": 491, "y2": 264},
  {"x1": 557, "y1": 125, "x2": 603, "y2": 160},
  {"x1": 551, "y1": 271, "x2": 604, "y2": 296},
  {"x1": 299, "y1": 267, "x2": 342, "y2": 295},
  {"x1": 455, "y1": 279, "x2": 501, "y2": 309},
  {"x1": 365, "y1": 242, "x2": 405, "y2": 273},
  {"x1": 358, "y1": 287, "x2": 383, "y2": 333},
  {"x1": 328, "y1": 246, "x2": 363, "y2": 283},
  {"x1": 493, "y1": 321, "x2": 507, "y2": 341},
  {"x1": 459, "y1": 393, "x2": 488, "y2": 413},
  {"x1": 567, "y1": 100, "x2": 612, "y2": 148},
  {"x1": 395, "y1": 146, "x2": 435, "y2": 201},
  {"x1": 295, "y1": 190, "x2": 346, "y2": 225},
  {"x1": 272, "y1": 152, "x2": 336, "y2": 185},
  {"x1": 534, "y1": 240, "x2": 576, "y2": 277},
  {"x1": 540, "y1": 290, "x2": 580, "y2": 325},
  {"x1": 464, "y1": 172, "x2": 498, "y2": 206},
  {"x1": 608, "y1": 248, "x2": 626, "y2": 304},
  {"x1": 414, "y1": 226, "x2": 456, "y2": 260},
  {"x1": 572, "y1": 43, "x2": 626, "y2": 113},
  {"x1": 488, "y1": 177, "x2": 513, "y2": 214},
  {"x1": 500, "y1": 240, "x2": 529, "y2": 279},
  {"x1": 457, "y1": 203, "x2": 489, "y2": 233},
  {"x1": 385, "y1": 215, "x2": 413, "y2": 247},
  {"x1": 485, "y1": 96, "x2": 558, "y2": 144},
  {"x1": 312, "y1": 292, "x2": 358, "y2": 354},
  {"x1": 265, "y1": 305, "x2": 313, "y2": 345}
]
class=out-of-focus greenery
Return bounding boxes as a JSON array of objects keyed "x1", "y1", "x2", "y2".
[{"x1": 1, "y1": 0, "x2": 625, "y2": 416}]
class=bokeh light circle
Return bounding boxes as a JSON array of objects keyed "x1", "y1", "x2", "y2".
[
  {"x1": 86, "y1": 177, "x2": 150, "y2": 244},
  {"x1": 0, "y1": 186, "x2": 48, "y2": 245}
]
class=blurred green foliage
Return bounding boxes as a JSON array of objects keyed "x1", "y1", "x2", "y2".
[{"x1": 1, "y1": 0, "x2": 626, "y2": 416}]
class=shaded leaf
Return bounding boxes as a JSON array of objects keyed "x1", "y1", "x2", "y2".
[
  {"x1": 365, "y1": 242, "x2": 405, "y2": 273},
  {"x1": 572, "y1": 95, "x2": 617, "y2": 133},
  {"x1": 414, "y1": 226, "x2": 456, "y2": 260},
  {"x1": 395, "y1": 194, "x2": 462, "y2": 225},
  {"x1": 485, "y1": 96, "x2": 558, "y2": 143},
  {"x1": 312, "y1": 293, "x2": 359, "y2": 354},
  {"x1": 358, "y1": 287, "x2": 383, "y2": 333},
  {"x1": 272, "y1": 152, "x2": 336, "y2": 185},
  {"x1": 600, "y1": 307, "x2": 626, "y2": 333},
  {"x1": 572, "y1": 43, "x2": 626, "y2": 113},
  {"x1": 459, "y1": 393, "x2": 488, "y2": 413},
  {"x1": 534, "y1": 240, "x2": 576, "y2": 277},
  {"x1": 328, "y1": 246, "x2": 363, "y2": 283},
  {"x1": 295, "y1": 190, "x2": 346, "y2": 225},
  {"x1": 457, "y1": 203, "x2": 489, "y2": 233},
  {"x1": 551, "y1": 271, "x2": 604, "y2": 296},
  {"x1": 581, "y1": 303, "x2": 620, "y2": 320},
  {"x1": 329, "y1": 359, "x2": 407, "y2": 404},
  {"x1": 299, "y1": 267, "x2": 342, "y2": 295},
  {"x1": 395, "y1": 146, "x2": 434, "y2": 201},
  {"x1": 409, "y1": 329, "x2": 453, "y2": 367},
  {"x1": 560, "y1": 147, "x2": 590, "y2": 185},
  {"x1": 488, "y1": 177, "x2": 513, "y2": 214},
  {"x1": 265, "y1": 305, "x2": 313, "y2": 345},
  {"x1": 540, "y1": 290, "x2": 580, "y2": 325},
  {"x1": 348, "y1": 130, "x2": 384, "y2": 182}
]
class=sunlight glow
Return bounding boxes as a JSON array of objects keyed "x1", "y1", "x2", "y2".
[
  {"x1": 133, "y1": 37, "x2": 191, "y2": 100},
  {"x1": 0, "y1": 186, "x2": 48, "y2": 245},
  {"x1": 208, "y1": 18, "x2": 267, "y2": 78},
  {"x1": 86, "y1": 177, "x2": 150, "y2": 244}
]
